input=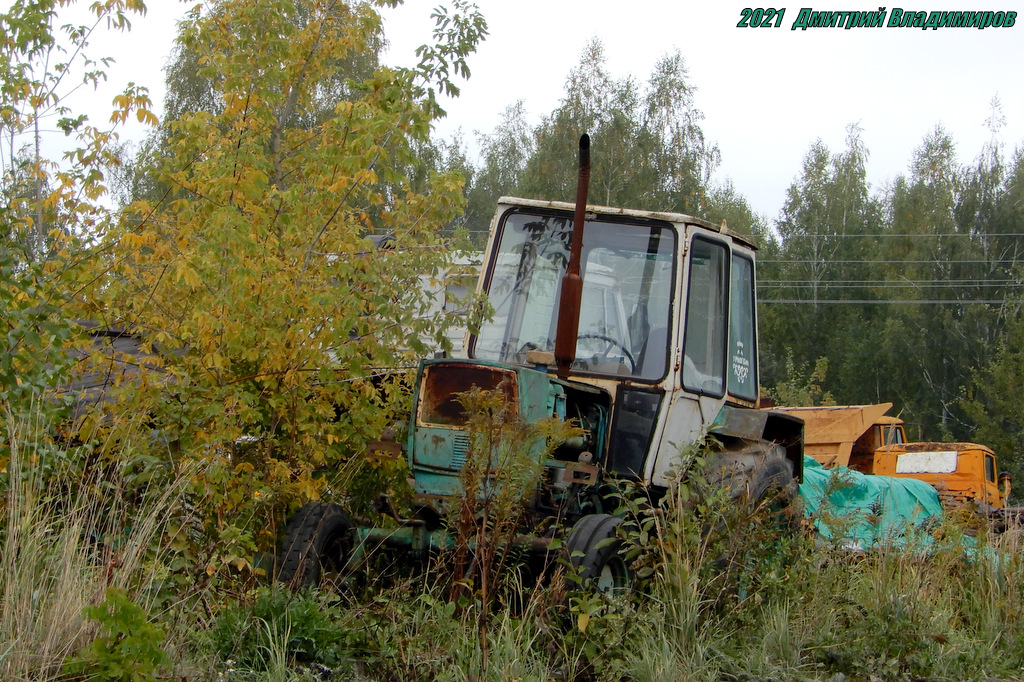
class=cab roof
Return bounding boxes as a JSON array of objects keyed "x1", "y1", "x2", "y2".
[{"x1": 497, "y1": 196, "x2": 758, "y2": 250}]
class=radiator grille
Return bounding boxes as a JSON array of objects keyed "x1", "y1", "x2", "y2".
[{"x1": 450, "y1": 432, "x2": 470, "y2": 470}]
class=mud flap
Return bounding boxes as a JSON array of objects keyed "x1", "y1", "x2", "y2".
[{"x1": 710, "y1": 404, "x2": 804, "y2": 483}]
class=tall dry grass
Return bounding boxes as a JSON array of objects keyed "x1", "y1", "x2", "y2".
[{"x1": 0, "y1": 411, "x2": 189, "y2": 680}]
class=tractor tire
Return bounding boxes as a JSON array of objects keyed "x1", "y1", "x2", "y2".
[
  {"x1": 564, "y1": 514, "x2": 631, "y2": 594},
  {"x1": 277, "y1": 502, "x2": 352, "y2": 589},
  {"x1": 705, "y1": 440, "x2": 798, "y2": 512}
]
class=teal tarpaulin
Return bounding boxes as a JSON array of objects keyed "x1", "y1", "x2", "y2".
[{"x1": 798, "y1": 456, "x2": 944, "y2": 549}]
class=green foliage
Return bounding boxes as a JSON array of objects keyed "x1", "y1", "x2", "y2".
[
  {"x1": 783, "y1": 535, "x2": 1015, "y2": 680},
  {"x1": 559, "y1": 588, "x2": 635, "y2": 680},
  {"x1": 758, "y1": 124, "x2": 881, "y2": 407},
  {"x1": 704, "y1": 178, "x2": 772, "y2": 242},
  {"x1": 765, "y1": 353, "x2": 835, "y2": 407},
  {"x1": 963, "y1": 305, "x2": 1024, "y2": 491},
  {"x1": 205, "y1": 586, "x2": 356, "y2": 674},
  {"x1": 12, "y1": 401, "x2": 1024, "y2": 681},
  {"x1": 0, "y1": 238, "x2": 75, "y2": 422},
  {"x1": 1, "y1": 0, "x2": 151, "y2": 449},
  {"x1": 464, "y1": 100, "x2": 533, "y2": 245},
  {"x1": 962, "y1": 149, "x2": 1024, "y2": 482},
  {"x1": 344, "y1": 449, "x2": 413, "y2": 520},
  {"x1": 759, "y1": 114, "x2": 1024, "y2": 446},
  {"x1": 413, "y1": 0, "x2": 489, "y2": 103},
  {"x1": 189, "y1": 486, "x2": 1024, "y2": 681},
  {"x1": 605, "y1": 462, "x2": 1024, "y2": 681},
  {"x1": 3, "y1": 419, "x2": 204, "y2": 682},
  {"x1": 351, "y1": 586, "x2": 466, "y2": 680},
  {"x1": 1, "y1": 0, "x2": 154, "y2": 249},
  {"x1": 604, "y1": 479, "x2": 670, "y2": 592},
  {"x1": 67, "y1": 588, "x2": 170, "y2": 682}
]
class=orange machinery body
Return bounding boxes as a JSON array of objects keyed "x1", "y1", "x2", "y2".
[
  {"x1": 872, "y1": 441, "x2": 1005, "y2": 512},
  {"x1": 773, "y1": 403, "x2": 1007, "y2": 511}
]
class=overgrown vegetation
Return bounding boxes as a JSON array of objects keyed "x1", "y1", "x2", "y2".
[
  {"x1": 8, "y1": 415, "x2": 1018, "y2": 681},
  {"x1": 0, "y1": 410, "x2": 187, "y2": 681}
]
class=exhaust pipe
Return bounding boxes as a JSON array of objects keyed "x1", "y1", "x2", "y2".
[{"x1": 554, "y1": 134, "x2": 591, "y2": 379}]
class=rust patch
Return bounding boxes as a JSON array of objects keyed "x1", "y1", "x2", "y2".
[
  {"x1": 563, "y1": 461, "x2": 599, "y2": 486},
  {"x1": 366, "y1": 439, "x2": 402, "y2": 462},
  {"x1": 418, "y1": 364, "x2": 518, "y2": 426}
]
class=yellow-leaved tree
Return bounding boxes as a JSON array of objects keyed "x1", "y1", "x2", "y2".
[
  {"x1": 0, "y1": 0, "x2": 152, "y2": 415},
  {"x1": 73, "y1": 0, "x2": 487, "y2": 570}
]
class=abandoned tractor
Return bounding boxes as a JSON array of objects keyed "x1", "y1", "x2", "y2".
[{"x1": 278, "y1": 136, "x2": 803, "y2": 590}]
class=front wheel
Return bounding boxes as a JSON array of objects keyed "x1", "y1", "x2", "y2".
[
  {"x1": 277, "y1": 502, "x2": 352, "y2": 588},
  {"x1": 564, "y1": 514, "x2": 631, "y2": 594}
]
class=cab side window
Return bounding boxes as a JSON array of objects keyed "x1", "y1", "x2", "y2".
[
  {"x1": 683, "y1": 237, "x2": 727, "y2": 396},
  {"x1": 728, "y1": 254, "x2": 757, "y2": 401}
]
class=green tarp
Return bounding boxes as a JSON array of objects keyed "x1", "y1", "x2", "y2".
[{"x1": 798, "y1": 456, "x2": 944, "y2": 549}]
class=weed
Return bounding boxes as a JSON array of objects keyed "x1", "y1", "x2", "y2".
[
  {"x1": 443, "y1": 384, "x2": 582, "y2": 672},
  {"x1": 204, "y1": 585, "x2": 358, "y2": 675},
  {"x1": 65, "y1": 588, "x2": 170, "y2": 681}
]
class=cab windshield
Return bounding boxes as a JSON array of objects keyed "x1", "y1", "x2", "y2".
[{"x1": 473, "y1": 211, "x2": 676, "y2": 380}]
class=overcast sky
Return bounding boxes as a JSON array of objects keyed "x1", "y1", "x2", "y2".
[
  {"x1": 380, "y1": 1, "x2": 1024, "y2": 220},
  {"x1": 52, "y1": 0, "x2": 1024, "y2": 222}
]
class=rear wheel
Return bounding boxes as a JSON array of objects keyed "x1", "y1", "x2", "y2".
[
  {"x1": 277, "y1": 502, "x2": 352, "y2": 588},
  {"x1": 564, "y1": 514, "x2": 631, "y2": 594},
  {"x1": 699, "y1": 442, "x2": 799, "y2": 599}
]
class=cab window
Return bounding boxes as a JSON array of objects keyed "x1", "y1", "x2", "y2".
[
  {"x1": 474, "y1": 212, "x2": 676, "y2": 381},
  {"x1": 682, "y1": 237, "x2": 727, "y2": 396},
  {"x1": 882, "y1": 426, "x2": 905, "y2": 445},
  {"x1": 728, "y1": 253, "x2": 757, "y2": 401}
]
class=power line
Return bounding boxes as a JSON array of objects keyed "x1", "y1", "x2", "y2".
[
  {"x1": 759, "y1": 299, "x2": 1007, "y2": 305},
  {"x1": 760, "y1": 282, "x2": 1022, "y2": 289},
  {"x1": 777, "y1": 232, "x2": 1024, "y2": 239},
  {"x1": 760, "y1": 259, "x2": 1022, "y2": 264},
  {"x1": 762, "y1": 278, "x2": 1020, "y2": 285}
]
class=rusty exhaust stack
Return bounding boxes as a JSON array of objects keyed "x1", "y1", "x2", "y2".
[{"x1": 554, "y1": 134, "x2": 590, "y2": 379}]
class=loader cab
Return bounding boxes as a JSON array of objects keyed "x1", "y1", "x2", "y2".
[{"x1": 463, "y1": 197, "x2": 772, "y2": 488}]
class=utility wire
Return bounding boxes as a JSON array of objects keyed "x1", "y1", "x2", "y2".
[
  {"x1": 762, "y1": 278, "x2": 1020, "y2": 284},
  {"x1": 777, "y1": 232, "x2": 1024, "y2": 239},
  {"x1": 760, "y1": 259, "x2": 1022, "y2": 264},
  {"x1": 760, "y1": 299, "x2": 1007, "y2": 305},
  {"x1": 760, "y1": 282, "x2": 1022, "y2": 289}
]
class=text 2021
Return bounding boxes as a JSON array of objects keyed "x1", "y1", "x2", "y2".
[{"x1": 737, "y1": 8, "x2": 786, "y2": 27}]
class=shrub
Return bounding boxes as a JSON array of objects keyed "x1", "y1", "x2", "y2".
[
  {"x1": 204, "y1": 586, "x2": 357, "y2": 675},
  {"x1": 65, "y1": 588, "x2": 170, "y2": 682}
]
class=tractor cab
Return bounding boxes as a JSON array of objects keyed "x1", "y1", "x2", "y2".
[{"x1": 406, "y1": 196, "x2": 801, "y2": 509}]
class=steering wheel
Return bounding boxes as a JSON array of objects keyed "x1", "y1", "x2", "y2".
[{"x1": 577, "y1": 334, "x2": 636, "y2": 372}]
